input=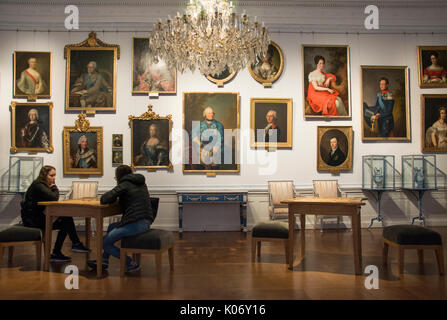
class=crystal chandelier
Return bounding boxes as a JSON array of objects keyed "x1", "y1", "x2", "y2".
[{"x1": 148, "y1": 0, "x2": 270, "y2": 76}]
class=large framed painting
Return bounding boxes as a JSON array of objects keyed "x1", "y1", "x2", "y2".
[
  {"x1": 10, "y1": 102, "x2": 53, "y2": 153},
  {"x1": 132, "y1": 37, "x2": 176, "y2": 95},
  {"x1": 206, "y1": 65, "x2": 237, "y2": 87},
  {"x1": 183, "y1": 92, "x2": 240, "y2": 175},
  {"x1": 13, "y1": 51, "x2": 51, "y2": 99},
  {"x1": 302, "y1": 45, "x2": 351, "y2": 118},
  {"x1": 129, "y1": 105, "x2": 173, "y2": 170},
  {"x1": 248, "y1": 41, "x2": 284, "y2": 87},
  {"x1": 63, "y1": 113, "x2": 103, "y2": 175},
  {"x1": 361, "y1": 66, "x2": 410, "y2": 141},
  {"x1": 250, "y1": 98, "x2": 292, "y2": 149},
  {"x1": 421, "y1": 94, "x2": 447, "y2": 153},
  {"x1": 417, "y1": 46, "x2": 447, "y2": 88},
  {"x1": 64, "y1": 32, "x2": 119, "y2": 112},
  {"x1": 317, "y1": 126, "x2": 353, "y2": 173}
]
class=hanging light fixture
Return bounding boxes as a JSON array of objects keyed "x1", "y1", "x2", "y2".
[{"x1": 148, "y1": 0, "x2": 270, "y2": 76}]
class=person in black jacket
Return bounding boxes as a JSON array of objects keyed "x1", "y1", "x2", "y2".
[
  {"x1": 21, "y1": 165, "x2": 90, "y2": 262},
  {"x1": 88, "y1": 165, "x2": 153, "y2": 273}
]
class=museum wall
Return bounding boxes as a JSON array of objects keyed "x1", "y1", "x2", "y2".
[{"x1": 0, "y1": 1, "x2": 446, "y2": 229}]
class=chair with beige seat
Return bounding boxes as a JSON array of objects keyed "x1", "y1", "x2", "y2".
[
  {"x1": 268, "y1": 180, "x2": 296, "y2": 221},
  {"x1": 312, "y1": 180, "x2": 345, "y2": 232}
]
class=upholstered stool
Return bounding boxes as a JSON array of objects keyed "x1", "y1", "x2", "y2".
[
  {"x1": 120, "y1": 229, "x2": 175, "y2": 278},
  {"x1": 382, "y1": 225, "x2": 444, "y2": 275},
  {"x1": 251, "y1": 221, "x2": 289, "y2": 263},
  {"x1": 0, "y1": 224, "x2": 42, "y2": 269}
]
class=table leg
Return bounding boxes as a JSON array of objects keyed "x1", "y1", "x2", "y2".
[
  {"x1": 178, "y1": 203, "x2": 183, "y2": 237},
  {"x1": 352, "y1": 209, "x2": 363, "y2": 275},
  {"x1": 96, "y1": 216, "x2": 103, "y2": 278},
  {"x1": 44, "y1": 210, "x2": 53, "y2": 272},
  {"x1": 288, "y1": 206, "x2": 294, "y2": 270},
  {"x1": 85, "y1": 217, "x2": 91, "y2": 260},
  {"x1": 300, "y1": 214, "x2": 306, "y2": 258}
]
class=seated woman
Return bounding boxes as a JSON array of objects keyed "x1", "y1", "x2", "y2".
[
  {"x1": 423, "y1": 51, "x2": 447, "y2": 84},
  {"x1": 88, "y1": 165, "x2": 154, "y2": 273},
  {"x1": 134, "y1": 123, "x2": 169, "y2": 166},
  {"x1": 426, "y1": 106, "x2": 447, "y2": 149},
  {"x1": 21, "y1": 165, "x2": 89, "y2": 262},
  {"x1": 307, "y1": 55, "x2": 347, "y2": 116}
]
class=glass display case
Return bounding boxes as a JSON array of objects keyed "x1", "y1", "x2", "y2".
[
  {"x1": 362, "y1": 155, "x2": 396, "y2": 190},
  {"x1": 402, "y1": 155, "x2": 437, "y2": 190},
  {"x1": 8, "y1": 156, "x2": 43, "y2": 193}
]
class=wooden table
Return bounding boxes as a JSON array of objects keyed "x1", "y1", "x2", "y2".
[
  {"x1": 281, "y1": 197, "x2": 367, "y2": 275},
  {"x1": 38, "y1": 199, "x2": 121, "y2": 278}
]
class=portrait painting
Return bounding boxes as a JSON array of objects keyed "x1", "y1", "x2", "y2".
[
  {"x1": 132, "y1": 37, "x2": 176, "y2": 94},
  {"x1": 317, "y1": 126, "x2": 353, "y2": 172},
  {"x1": 129, "y1": 105, "x2": 172, "y2": 170},
  {"x1": 112, "y1": 134, "x2": 123, "y2": 148},
  {"x1": 418, "y1": 46, "x2": 447, "y2": 88},
  {"x1": 14, "y1": 51, "x2": 51, "y2": 98},
  {"x1": 10, "y1": 102, "x2": 53, "y2": 153},
  {"x1": 361, "y1": 66, "x2": 410, "y2": 141},
  {"x1": 302, "y1": 45, "x2": 351, "y2": 118},
  {"x1": 183, "y1": 92, "x2": 240, "y2": 174},
  {"x1": 63, "y1": 126, "x2": 103, "y2": 175},
  {"x1": 250, "y1": 98, "x2": 292, "y2": 148},
  {"x1": 112, "y1": 150, "x2": 123, "y2": 165},
  {"x1": 421, "y1": 94, "x2": 447, "y2": 153},
  {"x1": 65, "y1": 32, "x2": 119, "y2": 111},
  {"x1": 248, "y1": 41, "x2": 284, "y2": 86},
  {"x1": 206, "y1": 65, "x2": 237, "y2": 87}
]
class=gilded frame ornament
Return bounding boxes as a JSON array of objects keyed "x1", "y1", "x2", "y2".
[
  {"x1": 129, "y1": 105, "x2": 173, "y2": 171},
  {"x1": 132, "y1": 37, "x2": 177, "y2": 95},
  {"x1": 13, "y1": 51, "x2": 52, "y2": 100},
  {"x1": 63, "y1": 113, "x2": 103, "y2": 175},
  {"x1": 250, "y1": 97, "x2": 293, "y2": 149},
  {"x1": 302, "y1": 44, "x2": 351, "y2": 119},
  {"x1": 206, "y1": 66, "x2": 237, "y2": 87},
  {"x1": 10, "y1": 101, "x2": 53, "y2": 153},
  {"x1": 421, "y1": 94, "x2": 447, "y2": 153},
  {"x1": 248, "y1": 41, "x2": 284, "y2": 87},
  {"x1": 183, "y1": 92, "x2": 240, "y2": 175},
  {"x1": 317, "y1": 126, "x2": 353, "y2": 173},
  {"x1": 417, "y1": 46, "x2": 447, "y2": 88},
  {"x1": 360, "y1": 65, "x2": 410, "y2": 141},
  {"x1": 64, "y1": 32, "x2": 119, "y2": 112}
]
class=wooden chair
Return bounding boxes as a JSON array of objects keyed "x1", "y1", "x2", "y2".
[
  {"x1": 312, "y1": 180, "x2": 345, "y2": 232},
  {"x1": 0, "y1": 225, "x2": 42, "y2": 269},
  {"x1": 382, "y1": 225, "x2": 444, "y2": 275},
  {"x1": 251, "y1": 221, "x2": 290, "y2": 264},
  {"x1": 120, "y1": 198, "x2": 175, "y2": 279},
  {"x1": 268, "y1": 180, "x2": 296, "y2": 221}
]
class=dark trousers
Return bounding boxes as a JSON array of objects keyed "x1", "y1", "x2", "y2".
[{"x1": 24, "y1": 216, "x2": 81, "y2": 254}]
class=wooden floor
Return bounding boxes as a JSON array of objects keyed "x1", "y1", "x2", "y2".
[{"x1": 1, "y1": 227, "x2": 447, "y2": 300}]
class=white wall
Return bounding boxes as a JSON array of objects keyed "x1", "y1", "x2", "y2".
[{"x1": 0, "y1": 1, "x2": 446, "y2": 229}]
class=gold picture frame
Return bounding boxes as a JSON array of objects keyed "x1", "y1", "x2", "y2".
[
  {"x1": 206, "y1": 66, "x2": 237, "y2": 87},
  {"x1": 417, "y1": 46, "x2": 447, "y2": 88},
  {"x1": 64, "y1": 32, "x2": 119, "y2": 112},
  {"x1": 129, "y1": 105, "x2": 173, "y2": 171},
  {"x1": 112, "y1": 134, "x2": 123, "y2": 148},
  {"x1": 317, "y1": 126, "x2": 353, "y2": 173},
  {"x1": 10, "y1": 101, "x2": 53, "y2": 153},
  {"x1": 132, "y1": 37, "x2": 177, "y2": 95},
  {"x1": 302, "y1": 44, "x2": 351, "y2": 119},
  {"x1": 361, "y1": 66, "x2": 410, "y2": 141},
  {"x1": 63, "y1": 113, "x2": 103, "y2": 175},
  {"x1": 13, "y1": 51, "x2": 52, "y2": 100},
  {"x1": 248, "y1": 41, "x2": 284, "y2": 87},
  {"x1": 250, "y1": 98, "x2": 293, "y2": 149},
  {"x1": 421, "y1": 94, "x2": 447, "y2": 153},
  {"x1": 183, "y1": 92, "x2": 240, "y2": 175}
]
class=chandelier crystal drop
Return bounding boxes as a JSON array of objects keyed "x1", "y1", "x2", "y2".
[{"x1": 148, "y1": 0, "x2": 270, "y2": 76}]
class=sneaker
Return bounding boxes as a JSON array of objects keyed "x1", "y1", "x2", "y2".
[
  {"x1": 50, "y1": 252, "x2": 72, "y2": 263},
  {"x1": 126, "y1": 261, "x2": 141, "y2": 273},
  {"x1": 72, "y1": 242, "x2": 91, "y2": 253},
  {"x1": 87, "y1": 260, "x2": 109, "y2": 270}
]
